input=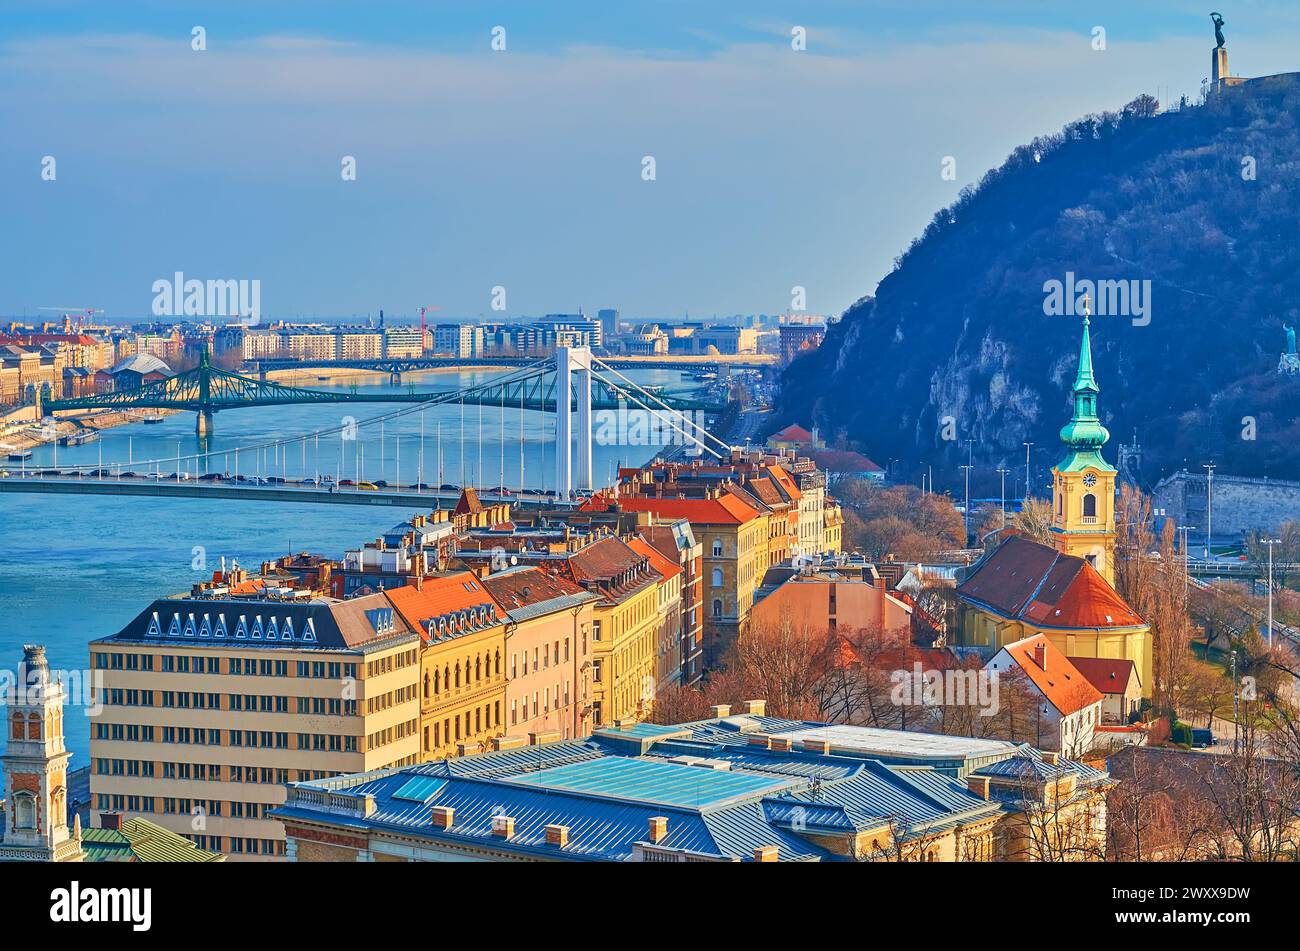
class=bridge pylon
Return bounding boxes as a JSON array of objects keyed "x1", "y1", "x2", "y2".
[{"x1": 555, "y1": 346, "x2": 593, "y2": 499}]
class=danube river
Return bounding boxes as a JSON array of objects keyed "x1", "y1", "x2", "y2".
[{"x1": 0, "y1": 368, "x2": 698, "y2": 768}]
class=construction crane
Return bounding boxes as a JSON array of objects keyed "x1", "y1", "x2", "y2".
[
  {"x1": 418, "y1": 305, "x2": 441, "y2": 351},
  {"x1": 38, "y1": 306, "x2": 104, "y2": 331}
]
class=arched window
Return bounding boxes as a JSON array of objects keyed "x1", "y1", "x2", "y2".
[
  {"x1": 434, "y1": 668, "x2": 441, "y2": 695},
  {"x1": 423, "y1": 672, "x2": 431, "y2": 699},
  {"x1": 454, "y1": 663, "x2": 461, "y2": 688},
  {"x1": 712, "y1": 599, "x2": 723, "y2": 617},
  {"x1": 443, "y1": 665, "x2": 450, "y2": 691},
  {"x1": 26, "y1": 713, "x2": 40, "y2": 740},
  {"x1": 712, "y1": 539, "x2": 724, "y2": 557},
  {"x1": 1082, "y1": 493, "x2": 1097, "y2": 518},
  {"x1": 494, "y1": 650, "x2": 501, "y2": 676},
  {"x1": 711, "y1": 568, "x2": 723, "y2": 588},
  {"x1": 475, "y1": 656, "x2": 482, "y2": 682},
  {"x1": 13, "y1": 792, "x2": 36, "y2": 830},
  {"x1": 10, "y1": 712, "x2": 22, "y2": 740}
]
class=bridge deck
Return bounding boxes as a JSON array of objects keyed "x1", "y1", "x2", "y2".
[{"x1": 0, "y1": 476, "x2": 571, "y2": 509}]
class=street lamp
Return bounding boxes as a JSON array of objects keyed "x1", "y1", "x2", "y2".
[
  {"x1": 1202, "y1": 463, "x2": 1216, "y2": 559},
  {"x1": 960, "y1": 462, "x2": 974, "y2": 545},
  {"x1": 1023, "y1": 442, "x2": 1033, "y2": 501},
  {"x1": 997, "y1": 466, "x2": 1010, "y2": 528},
  {"x1": 1262, "y1": 537, "x2": 1282, "y2": 650}
]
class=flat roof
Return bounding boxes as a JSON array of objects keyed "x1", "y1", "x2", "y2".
[
  {"x1": 504, "y1": 755, "x2": 792, "y2": 809},
  {"x1": 766, "y1": 724, "x2": 1017, "y2": 760}
]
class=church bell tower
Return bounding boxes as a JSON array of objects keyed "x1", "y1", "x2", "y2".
[
  {"x1": 1, "y1": 645, "x2": 83, "y2": 862},
  {"x1": 1050, "y1": 302, "x2": 1118, "y2": 586}
]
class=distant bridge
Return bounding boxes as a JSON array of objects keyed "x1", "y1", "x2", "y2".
[
  {"x1": 43, "y1": 350, "x2": 725, "y2": 435},
  {"x1": 245, "y1": 354, "x2": 774, "y2": 377}
]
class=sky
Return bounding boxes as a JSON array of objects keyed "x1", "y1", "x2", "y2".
[{"x1": 4, "y1": 1, "x2": 1300, "y2": 324}]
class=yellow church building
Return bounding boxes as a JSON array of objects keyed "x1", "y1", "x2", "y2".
[{"x1": 955, "y1": 309, "x2": 1152, "y2": 697}]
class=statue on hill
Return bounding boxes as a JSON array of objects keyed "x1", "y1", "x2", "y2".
[
  {"x1": 1286, "y1": 323, "x2": 1297, "y2": 356},
  {"x1": 1211, "y1": 12, "x2": 1226, "y2": 49}
]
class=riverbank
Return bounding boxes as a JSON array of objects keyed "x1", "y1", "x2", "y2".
[{"x1": 0, "y1": 408, "x2": 181, "y2": 453}]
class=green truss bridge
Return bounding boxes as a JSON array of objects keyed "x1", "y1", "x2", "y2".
[{"x1": 43, "y1": 349, "x2": 726, "y2": 435}]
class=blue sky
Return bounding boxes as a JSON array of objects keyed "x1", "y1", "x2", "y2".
[{"x1": 4, "y1": 1, "x2": 1300, "y2": 323}]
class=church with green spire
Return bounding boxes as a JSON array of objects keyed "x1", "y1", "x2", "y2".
[
  {"x1": 1050, "y1": 306, "x2": 1118, "y2": 586},
  {"x1": 952, "y1": 305, "x2": 1152, "y2": 701}
]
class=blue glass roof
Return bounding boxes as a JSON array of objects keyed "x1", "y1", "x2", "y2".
[
  {"x1": 392, "y1": 776, "x2": 447, "y2": 803},
  {"x1": 504, "y1": 756, "x2": 794, "y2": 809}
]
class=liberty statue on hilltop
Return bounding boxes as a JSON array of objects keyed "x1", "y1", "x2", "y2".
[
  {"x1": 1280, "y1": 322, "x2": 1299, "y2": 376},
  {"x1": 1211, "y1": 12, "x2": 1226, "y2": 49}
]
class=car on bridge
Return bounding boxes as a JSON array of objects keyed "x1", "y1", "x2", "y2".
[{"x1": 356, "y1": 481, "x2": 379, "y2": 491}]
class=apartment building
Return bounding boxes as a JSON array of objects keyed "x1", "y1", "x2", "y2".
[
  {"x1": 386, "y1": 573, "x2": 508, "y2": 760},
  {"x1": 433, "y1": 323, "x2": 484, "y2": 358},
  {"x1": 628, "y1": 537, "x2": 684, "y2": 692},
  {"x1": 87, "y1": 591, "x2": 422, "y2": 860},
  {"x1": 337, "y1": 330, "x2": 383, "y2": 360},
  {"x1": 582, "y1": 493, "x2": 767, "y2": 669},
  {"x1": 383, "y1": 326, "x2": 425, "y2": 358},
  {"x1": 481, "y1": 566, "x2": 598, "y2": 740}
]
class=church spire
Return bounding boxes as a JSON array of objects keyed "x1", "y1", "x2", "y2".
[{"x1": 1059, "y1": 296, "x2": 1110, "y2": 454}]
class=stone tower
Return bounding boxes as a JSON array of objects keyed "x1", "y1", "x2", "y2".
[
  {"x1": 1050, "y1": 306, "x2": 1118, "y2": 587},
  {"x1": 1, "y1": 645, "x2": 83, "y2": 862}
]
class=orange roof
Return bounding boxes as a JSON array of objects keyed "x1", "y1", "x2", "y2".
[
  {"x1": 770, "y1": 424, "x2": 813, "y2": 443},
  {"x1": 386, "y1": 572, "x2": 503, "y2": 641},
  {"x1": 454, "y1": 487, "x2": 483, "y2": 515},
  {"x1": 628, "y1": 536, "x2": 682, "y2": 580},
  {"x1": 995, "y1": 634, "x2": 1103, "y2": 716},
  {"x1": 580, "y1": 493, "x2": 761, "y2": 525},
  {"x1": 959, "y1": 536, "x2": 1144, "y2": 629}
]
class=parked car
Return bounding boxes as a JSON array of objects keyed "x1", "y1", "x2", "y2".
[{"x1": 1191, "y1": 728, "x2": 1215, "y2": 748}]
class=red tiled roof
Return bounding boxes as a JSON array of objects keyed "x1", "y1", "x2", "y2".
[
  {"x1": 480, "y1": 566, "x2": 587, "y2": 612},
  {"x1": 996, "y1": 634, "x2": 1103, "y2": 716},
  {"x1": 957, "y1": 536, "x2": 1144, "y2": 629},
  {"x1": 454, "y1": 487, "x2": 483, "y2": 515},
  {"x1": 629, "y1": 536, "x2": 682, "y2": 580},
  {"x1": 803, "y1": 448, "x2": 884, "y2": 473},
  {"x1": 770, "y1": 424, "x2": 813, "y2": 442},
  {"x1": 386, "y1": 573, "x2": 502, "y2": 641},
  {"x1": 1067, "y1": 656, "x2": 1141, "y2": 694},
  {"x1": 582, "y1": 493, "x2": 761, "y2": 525}
]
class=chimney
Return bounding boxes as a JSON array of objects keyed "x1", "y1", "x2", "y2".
[
  {"x1": 801, "y1": 738, "x2": 831, "y2": 755},
  {"x1": 709, "y1": 704, "x2": 731, "y2": 719},
  {"x1": 1041, "y1": 751, "x2": 1060, "y2": 766},
  {"x1": 753, "y1": 845, "x2": 780, "y2": 863},
  {"x1": 1033, "y1": 642, "x2": 1047, "y2": 671},
  {"x1": 966, "y1": 776, "x2": 992, "y2": 800},
  {"x1": 647, "y1": 816, "x2": 668, "y2": 843},
  {"x1": 100, "y1": 811, "x2": 122, "y2": 831},
  {"x1": 430, "y1": 806, "x2": 455, "y2": 829},
  {"x1": 748, "y1": 734, "x2": 772, "y2": 749},
  {"x1": 545, "y1": 824, "x2": 570, "y2": 848},
  {"x1": 492, "y1": 815, "x2": 516, "y2": 839},
  {"x1": 740, "y1": 699, "x2": 766, "y2": 716}
]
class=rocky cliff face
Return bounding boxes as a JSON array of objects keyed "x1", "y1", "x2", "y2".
[{"x1": 779, "y1": 77, "x2": 1300, "y2": 492}]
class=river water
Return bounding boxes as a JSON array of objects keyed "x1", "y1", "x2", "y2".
[{"x1": 0, "y1": 368, "x2": 694, "y2": 769}]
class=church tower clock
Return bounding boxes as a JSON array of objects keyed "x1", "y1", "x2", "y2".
[{"x1": 1050, "y1": 302, "x2": 1118, "y2": 586}]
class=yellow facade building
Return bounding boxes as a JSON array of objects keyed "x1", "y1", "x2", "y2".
[
  {"x1": 88, "y1": 592, "x2": 422, "y2": 860},
  {"x1": 387, "y1": 574, "x2": 507, "y2": 760}
]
